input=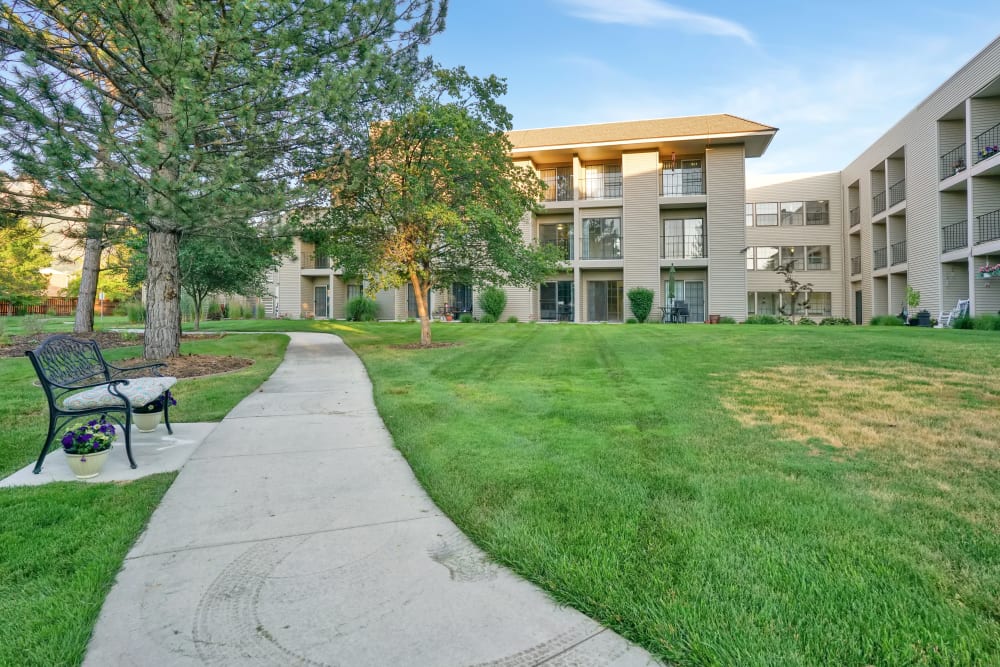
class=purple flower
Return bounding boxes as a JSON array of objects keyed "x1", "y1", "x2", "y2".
[
  {"x1": 79, "y1": 433, "x2": 92, "y2": 443},
  {"x1": 61, "y1": 434, "x2": 74, "y2": 447}
]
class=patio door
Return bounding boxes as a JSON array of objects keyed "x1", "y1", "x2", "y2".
[
  {"x1": 407, "y1": 284, "x2": 431, "y2": 318},
  {"x1": 314, "y1": 285, "x2": 328, "y2": 318},
  {"x1": 540, "y1": 281, "x2": 574, "y2": 321},
  {"x1": 587, "y1": 280, "x2": 622, "y2": 322},
  {"x1": 685, "y1": 281, "x2": 705, "y2": 322},
  {"x1": 855, "y1": 290, "x2": 863, "y2": 324}
]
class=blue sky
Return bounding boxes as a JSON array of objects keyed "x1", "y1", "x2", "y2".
[{"x1": 427, "y1": 1, "x2": 999, "y2": 179}]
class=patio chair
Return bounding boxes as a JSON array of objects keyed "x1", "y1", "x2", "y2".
[
  {"x1": 674, "y1": 300, "x2": 689, "y2": 323},
  {"x1": 936, "y1": 298, "x2": 970, "y2": 328}
]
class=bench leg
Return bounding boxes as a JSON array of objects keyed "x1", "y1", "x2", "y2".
[
  {"x1": 163, "y1": 389, "x2": 173, "y2": 435},
  {"x1": 124, "y1": 411, "x2": 137, "y2": 469},
  {"x1": 33, "y1": 412, "x2": 57, "y2": 474}
]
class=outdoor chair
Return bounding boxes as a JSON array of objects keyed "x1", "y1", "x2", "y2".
[
  {"x1": 936, "y1": 298, "x2": 970, "y2": 328},
  {"x1": 674, "y1": 300, "x2": 689, "y2": 323}
]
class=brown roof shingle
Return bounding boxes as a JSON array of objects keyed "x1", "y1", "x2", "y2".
[{"x1": 508, "y1": 114, "x2": 776, "y2": 150}]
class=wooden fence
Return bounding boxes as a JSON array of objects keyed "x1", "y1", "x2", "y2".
[{"x1": 0, "y1": 297, "x2": 120, "y2": 317}]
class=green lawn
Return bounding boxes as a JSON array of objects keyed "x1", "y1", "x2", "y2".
[
  {"x1": 0, "y1": 332, "x2": 289, "y2": 666},
  {"x1": 315, "y1": 321, "x2": 997, "y2": 666}
]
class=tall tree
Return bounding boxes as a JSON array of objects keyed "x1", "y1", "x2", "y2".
[
  {"x1": 316, "y1": 68, "x2": 559, "y2": 345},
  {"x1": 0, "y1": 216, "x2": 49, "y2": 306},
  {"x1": 0, "y1": 0, "x2": 446, "y2": 357}
]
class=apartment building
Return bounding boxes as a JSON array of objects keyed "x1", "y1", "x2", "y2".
[
  {"x1": 269, "y1": 35, "x2": 1000, "y2": 324},
  {"x1": 843, "y1": 35, "x2": 1000, "y2": 322}
]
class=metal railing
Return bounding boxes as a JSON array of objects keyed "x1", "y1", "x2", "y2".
[
  {"x1": 872, "y1": 191, "x2": 886, "y2": 215},
  {"x1": 873, "y1": 247, "x2": 887, "y2": 270},
  {"x1": 940, "y1": 144, "x2": 966, "y2": 180},
  {"x1": 974, "y1": 122, "x2": 1000, "y2": 164},
  {"x1": 541, "y1": 168, "x2": 574, "y2": 202},
  {"x1": 891, "y1": 240, "x2": 907, "y2": 265},
  {"x1": 975, "y1": 208, "x2": 1000, "y2": 244},
  {"x1": 850, "y1": 256, "x2": 861, "y2": 275},
  {"x1": 888, "y1": 179, "x2": 906, "y2": 207},
  {"x1": 849, "y1": 207, "x2": 860, "y2": 226},
  {"x1": 661, "y1": 168, "x2": 705, "y2": 196},
  {"x1": 941, "y1": 221, "x2": 967, "y2": 252},
  {"x1": 580, "y1": 174, "x2": 622, "y2": 200},
  {"x1": 661, "y1": 234, "x2": 707, "y2": 259},
  {"x1": 541, "y1": 239, "x2": 574, "y2": 260},
  {"x1": 302, "y1": 254, "x2": 331, "y2": 269}
]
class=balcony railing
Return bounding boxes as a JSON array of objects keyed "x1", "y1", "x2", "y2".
[
  {"x1": 541, "y1": 167, "x2": 574, "y2": 202},
  {"x1": 661, "y1": 234, "x2": 707, "y2": 259},
  {"x1": 872, "y1": 191, "x2": 886, "y2": 215},
  {"x1": 974, "y1": 208, "x2": 1000, "y2": 244},
  {"x1": 891, "y1": 240, "x2": 907, "y2": 265},
  {"x1": 873, "y1": 247, "x2": 887, "y2": 270},
  {"x1": 888, "y1": 179, "x2": 906, "y2": 207},
  {"x1": 580, "y1": 171, "x2": 622, "y2": 200},
  {"x1": 541, "y1": 239, "x2": 574, "y2": 261},
  {"x1": 849, "y1": 207, "x2": 860, "y2": 226},
  {"x1": 850, "y1": 256, "x2": 861, "y2": 275},
  {"x1": 661, "y1": 168, "x2": 705, "y2": 196},
  {"x1": 974, "y1": 122, "x2": 1000, "y2": 164},
  {"x1": 940, "y1": 144, "x2": 966, "y2": 180},
  {"x1": 941, "y1": 221, "x2": 967, "y2": 252},
  {"x1": 302, "y1": 254, "x2": 331, "y2": 269}
]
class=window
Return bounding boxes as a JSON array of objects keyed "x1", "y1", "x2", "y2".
[
  {"x1": 662, "y1": 218, "x2": 705, "y2": 258},
  {"x1": 347, "y1": 284, "x2": 362, "y2": 301},
  {"x1": 746, "y1": 247, "x2": 755, "y2": 271},
  {"x1": 745, "y1": 203, "x2": 754, "y2": 227},
  {"x1": 780, "y1": 246, "x2": 804, "y2": 271},
  {"x1": 539, "y1": 223, "x2": 574, "y2": 260},
  {"x1": 662, "y1": 158, "x2": 704, "y2": 195},
  {"x1": 582, "y1": 217, "x2": 622, "y2": 259},
  {"x1": 805, "y1": 292, "x2": 832, "y2": 317},
  {"x1": 806, "y1": 246, "x2": 831, "y2": 271},
  {"x1": 755, "y1": 202, "x2": 777, "y2": 226},
  {"x1": 451, "y1": 283, "x2": 473, "y2": 313},
  {"x1": 539, "y1": 166, "x2": 573, "y2": 202},
  {"x1": 780, "y1": 201, "x2": 803, "y2": 226},
  {"x1": 806, "y1": 200, "x2": 829, "y2": 225},
  {"x1": 540, "y1": 280, "x2": 574, "y2": 321},
  {"x1": 755, "y1": 246, "x2": 778, "y2": 271},
  {"x1": 584, "y1": 163, "x2": 622, "y2": 199},
  {"x1": 748, "y1": 291, "x2": 831, "y2": 318}
]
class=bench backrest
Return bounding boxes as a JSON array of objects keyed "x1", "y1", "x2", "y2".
[{"x1": 25, "y1": 335, "x2": 110, "y2": 389}]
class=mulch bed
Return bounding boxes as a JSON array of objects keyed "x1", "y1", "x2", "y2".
[
  {"x1": 390, "y1": 342, "x2": 463, "y2": 350},
  {"x1": 1, "y1": 331, "x2": 250, "y2": 378}
]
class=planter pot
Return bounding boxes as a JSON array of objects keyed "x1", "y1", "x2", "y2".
[
  {"x1": 65, "y1": 448, "x2": 111, "y2": 479},
  {"x1": 980, "y1": 272, "x2": 993, "y2": 279},
  {"x1": 917, "y1": 310, "x2": 932, "y2": 327},
  {"x1": 132, "y1": 411, "x2": 162, "y2": 432}
]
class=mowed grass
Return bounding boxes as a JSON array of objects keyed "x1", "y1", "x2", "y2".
[
  {"x1": 0, "y1": 332, "x2": 289, "y2": 666},
  {"x1": 325, "y1": 322, "x2": 1000, "y2": 666}
]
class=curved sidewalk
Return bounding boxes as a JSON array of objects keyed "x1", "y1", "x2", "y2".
[{"x1": 85, "y1": 332, "x2": 657, "y2": 666}]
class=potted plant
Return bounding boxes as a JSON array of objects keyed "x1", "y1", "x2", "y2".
[
  {"x1": 905, "y1": 285, "x2": 922, "y2": 326},
  {"x1": 62, "y1": 418, "x2": 117, "y2": 479},
  {"x1": 132, "y1": 394, "x2": 176, "y2": 432},
  {"x1": 977, "y1": 262, "x2": 1000, "y2": 279}
]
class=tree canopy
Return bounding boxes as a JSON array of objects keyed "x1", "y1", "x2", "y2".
[
  {"x1": 314, "y1": 68, "x2": 559, "y2": 344},
  {"x1": 0, "y1": 0, "x2": 446, "y2": 357},
  {"x1": 0, "y1": 216, "x2": 49, "y2": 304}
]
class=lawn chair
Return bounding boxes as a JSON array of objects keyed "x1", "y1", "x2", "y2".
[
  {"x1": 936, "y1": 299, "x2": 970, "y2": 328},
  {"x1": 674, "y1": 300, "x2": 689, "y2": 323}
]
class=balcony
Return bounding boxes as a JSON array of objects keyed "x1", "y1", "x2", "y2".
[
  {"x1": 661, "y1": 234, "x2": 707, "y2": 259},
  {"x1": 849, "y1": 207, "x2": 860, "y2": 227},
  {"x1": 974, "y1": 208, "x2": 1000, "y2": 244},
  {"x1": 974, "y1": 122, "x2": 1000, "y2": 164},
  {"x1": 541, "y1": 239, "x2": 573, "y2": 261},
  {"x1": 940, "y1": 144, "x2": 966, "y2": 180},
  {"x1": 850, "y1": 256, "x2": 861, "y2": 275},
  {"x1": 872, "y1": 191, "x2": 886, "y2": 215},
  {"x1": 661, "y1": 167, "x2": 705, "y2": 196},
  {"x1": 873, "y1": 247, "x2": 887, "y2": 270},
  {"x1": 302, "y1": 254, "x2": 331, "y2": 270},
  {"x1": 888, "y1": 179, "x2": 906, "y2": 207},
  {"x1": 942, "y1": 221, "x2": 967, "y2": 252},
  {"x1": 540, "y1": 167, "x2": 574, "y2": 202},
  {"x1": 580, "y1": 165, "x2": 622, "y2": 200},
  {"x1": 891, "y1": 240, "x2": 907, "y2": 265}
]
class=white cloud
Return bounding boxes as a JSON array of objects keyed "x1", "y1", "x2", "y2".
[{"x1": 555, "y1": 0, "x2": 755, "y2": 45}]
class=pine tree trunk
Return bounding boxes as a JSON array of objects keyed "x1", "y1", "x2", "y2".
[
  {"x1": 411, "y1": 273, "x2": 432, "y2": 345},
  {"x1": 74, "y1": 234, "x2": 102, "y2": 334},
  {"x1": 145, "y1": 230, "x2": 181, "y2": 359}
]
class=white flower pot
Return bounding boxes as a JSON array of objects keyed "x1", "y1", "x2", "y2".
[
  {"x1": 132, "y1": 411, "x2": 162, "y2": 433},
  {"x1": 65, "y1": 447, "x2": 111, "y2": 479}
]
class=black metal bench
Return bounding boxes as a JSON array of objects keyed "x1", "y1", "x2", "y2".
[{"x1": 25, "y1": 335, "x2": 177, "y2": 474}]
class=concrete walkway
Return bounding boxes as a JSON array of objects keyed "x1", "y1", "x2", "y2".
[{"x1": 85, "y1": 332, "x2": 657, "y2": 666}]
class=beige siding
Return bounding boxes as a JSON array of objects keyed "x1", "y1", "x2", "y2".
[
  {"x1": 705, "y1": 145, "x2": 747, "y2": 319},
  {"x1": 622, "y1": 150, "x2": 661, "y2": 317},
  {"x1": 276, "y1": 238, "x2": 303, "y2": 318}
]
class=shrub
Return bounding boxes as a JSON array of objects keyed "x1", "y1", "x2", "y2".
[
  {"x1": 870, "y1": 315, "x2": 905, "y2": 326},
  {"x1": 0, "y1": 317, "x2": 7, "y2": 342},
  {"x1": 798, "y1": 318, "x2": 817, "y2": 325},
  {"x1": 459, "y1": 313, "x2": 473, "y2": 323},
  {"x1": 507, "y1": 316, "x2": 519, "y2": 323},
  {"x1": 479, "y1": 313, "x2": 497, "y2": 323},
  {"x1": 625, "y1": 317, "x2": 638, "y2": 324},
  {"x1": 820, "y1": 317, "x2": 853, "y2": 326},
  {"x1": 346, "y1": 296, "x2": 378, "y2": 322},
  {"x1": 125, "y1": 300, "x2": 146, "y2": 324},
  {"x1": 745, "y1": 314, "x2": 782, "y2": 325},
  {"x1": 22, "y1": 314, "x2": 45, "y2": 335},
  {"x1": 951, "y1": 315, "x2": 973, "y2": 329},
  {"x1": 112, "y1": 303, "x2": 128, "y2": 316},
  {"x1": 718, "y1": 316, "x2": 737, "y2": 324},
  {"x1": 479, "y1": 286, "x2": 507, "y2": 320},
  {"x1": 626, "y1": 287, "x2": 654, "y2": 323},
  {"x1": 229, "y1": 303, "x2": 243, "y2": 320},
  {"x1": 206, "y1": 302, "x2": 223, "y2": 321},
  {"x1": 971, "y1": 314, "x2": 1000, "y2": 331},
  {"x1": 256, "y1": 304, "x2": 266, "y2": 319}
]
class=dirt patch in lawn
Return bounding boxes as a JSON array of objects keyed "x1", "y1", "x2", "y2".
[
  {"x1": 391, "y1": 342, "x2": 463, "y2": 350},
  {"x1": 0, "y1": 330, "x2": 225, "y2": 359},
  {"x1": 720, "y1": 363, "x2": 1000, "y2": 471},
  {"x1": 114, "y1": 353, "x2": 253, "y2": 378}
]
